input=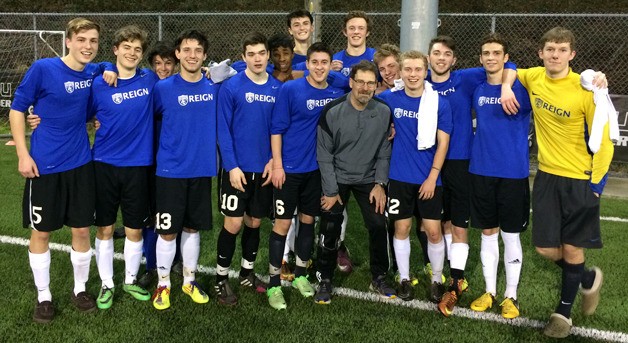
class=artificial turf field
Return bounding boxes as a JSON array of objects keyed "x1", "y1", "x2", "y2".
[{"x1": 1, "y1": 143, "x2": 627, "y2": 342}]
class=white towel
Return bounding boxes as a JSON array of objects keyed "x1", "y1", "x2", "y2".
[
  {"x1": 209, "y1": 59, "x2": 237, "y2": 83},
  {"x1": 416, "y1": 81, "x2": 439, "y2": 150},
  {"x1": 580, "y1": 69, "x2": 620, "y2": 153}
]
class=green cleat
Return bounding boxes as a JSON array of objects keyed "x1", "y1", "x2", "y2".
[
  {"x1": 292, "y1": 276, "x2": 315, "y2": 298},
  {"x1": 96, "y1": 286, "x2": 114, "y2": 310},
  {"x1": 123, "y1": 283, "x2": 151, "y2": 301},
  {"x1": 267, "y1": 286, "x2": 287, "y2": 310}
]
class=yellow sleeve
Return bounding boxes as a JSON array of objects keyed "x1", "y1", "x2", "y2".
[
  {"x1": 585, "y1": 94, "x2": 615, "y2": 184},
  {"x1": 517, "y1": 68, "x2": 530, "y2": 89}
]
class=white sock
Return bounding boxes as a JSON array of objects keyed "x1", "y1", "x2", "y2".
[
  {"x1": 70, "y1": 248, "x2": 92, "y2": 295},
  {"x1": 480, "y1": 232, "x2": 499, "y2": 296},
  {"x1": 95, "y1": 238, "x2": 114, "y2": 289},
  {"x1": 156, "y1": 236, "x2": 177, "y2": 288},
  {"x1": 340, "y1": 208, "x2": 348, "y2": 241},
  {"x1": 502, "y1": 231, "x2": 522, "y2": 300},
  {"x1": 283, "y1": 221, "x2": 295, "y2": 261},
  {"x1": 427, "y1": 239, "x2": 445, "y2": 283},
  {"x1": 393, "y1": 237, "x2": 411, "y2": 281},
  {"x1": 124, "y1": 238, "x2": 144, "y2": 284},
  {"x1": 29, "y1": 250, "x2": 52, "y2": 302},
  {"x1": 443, "y1": 233, "x2": 453, "y2": 261},
  {"x1": 180, "y1": 231, "x2": 200, "y2": 284},
  {"x1": 450, "y1": 242, "x2": 469, "y2": 272}
]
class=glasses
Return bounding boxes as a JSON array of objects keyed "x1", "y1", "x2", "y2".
[{"x1": 352, "y1": 79, "x2": 377, "y2": 88}]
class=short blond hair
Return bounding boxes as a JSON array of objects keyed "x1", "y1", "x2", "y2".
[
  {"x1": 66, "y1": 18, "x2": 100, "y2": 39},
  {"x1": 540, "y1": 27, "x2": 575, "y2": 51},
  {"x1": 373, "y1": 43, "x2": 400, "y2": 66},
  {"x1": 399, "y1": 50, "x2": 428, "y2": 69}
]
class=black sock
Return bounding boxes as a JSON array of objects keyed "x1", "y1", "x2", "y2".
[
  {"x1": 240, "y1": 225, "x2": 260, "y2": 277},
  {"x1": 556, "y1": 261, "x2": 584, "y2": 318},
  {"x1": 216, "y1": 227, "x2": 238, "y2": 282},
  {"x1": 268, "y1": 231, "x2": 286, "y2": 288},
  {"x1": 417, "y1": 229, "x2": 430, "y2": 265},
  {"x1": 294, "y1": 221, "x2": 314, "y2": 277},
  {"x1": 581, "y1": 267, "x2": 596, "y2": 289},
  {"x1": 449, "y1": 268, "x2": 464, "y2": 293},
  {"x1": 555, "y1": 258, "x2": 565, "y2": 269}
]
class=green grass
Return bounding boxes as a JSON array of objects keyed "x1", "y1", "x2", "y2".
[{"x1": 0, "y1": 141, "x2": 627, "y2": 342}]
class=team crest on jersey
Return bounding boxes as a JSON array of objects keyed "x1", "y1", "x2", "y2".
[
  {"x1": 245, "y1": 92, "x2": 255, "y2": 103},
  {"x1": 394, "y1": 108, "x2": 403, "y2": 118},
  {"x1": 111, "y1": 93, "x2": 123, "y2": 104},
  {"x1": 535, "y1": 97, "x2": 543, "y2": 109},
  {"x1": 307, "y1": 99, "x2": 316, "y2": 110},
  {"x1": 64, "y1": 81, "x2": 75, "y2": 94},
  {"x1": 178, "y1": 95, "x2": 189, "y2": 106}
]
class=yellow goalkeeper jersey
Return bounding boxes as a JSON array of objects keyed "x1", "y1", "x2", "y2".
[{"x1": 518, "y1": 67, "x2": 613, "y2": 184}]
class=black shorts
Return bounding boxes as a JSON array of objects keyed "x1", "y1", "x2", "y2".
[
  {"x1": 532, "y1": 171, "x2": 602, "y2": 249},
  {"x1": 219, "y1": 169, "x2": 272, "y2": 219},
  {"x1": 22, "y1": 162, "x2": 95, "y2": 232},
  {"x1": 442, "y1": 159, "x2": 471, "y2": 228},
  {"x1": 155, "y1": 176, "x2": 213, "y2": 234},
  {"x1": 94, "y1": 162, "x2": 150, "y2": 229},
  {"x1": 387, "y1": 179, "x2": 443, "y2": 221},
  {"x1": 148, "y1": 165, "x2": 157, "y2": 218},
  {"x1": 273, "y1": 170, "x2": 321, "y2": 219},
  {"x1": 470, "y1": 174, "x2": 530, "y2": 233}
]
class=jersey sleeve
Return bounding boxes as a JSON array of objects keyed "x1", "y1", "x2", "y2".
[
  {"x1": 374, "y1": 108, "x2": 392, "y2": 185},
  {"x1": 458, "y1": 67, "x2": 489, "y2": 92},
  {"x1": 217, "y1": 84, "x2": 239, "y2": 171},
  {"x1": 516, "y1": 68, "x2": 531, "y2": 90},
  {"x1": 437, "y1": 96, "x2": 453, "y2": 135},
  {"x1": 11, "y1": 62, "x2": 42, "y2": 112},
  {"x1": 270, "y1": 83, "x2": 291, "y2": 135}
]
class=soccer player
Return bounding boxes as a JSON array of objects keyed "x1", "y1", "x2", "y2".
[
  {"x1": 501, "y1": 27, "x2": 613, "y2": 338},
  {"x1": 137, "y1": 42, "x2": 178, "y2": 290},
  {"x1": 331, "y1": 10, "x2": 376, "y2": 77},
  {"x1": 373, "y1": 43, "x2": 401, "y2": 95},
  {"x1": 286, "y1": 9, "x2": 314, "y2": 66},
  {"x1": 314, "y1": 60, "x2": 395, "y2": 304},
  {"x1": 466, "y1": 34, "x2": 531, "y2": 319},
  {"x1": 90, "y1": 25, "x2": 158, "y2": 310},
  {"x1": 268, "y1": 33, "x2": 304, "y2": 82},
  {"x1": 9, "y1": 18, "x2": 102, "y2": 323},
  {"x1": 426, "y1": 35, "x2": 516, "y2": 315},
  {"x1": 266, "y1": 42, "x2": 343, "y2": 310},
  {"x1": 378, "y1": 51, "x2": 452, "y2": 302},
  {"x1": 151, "y1": 30, "x2": 219, "y2": 310},
  {"x1": 215, "y1": 31, "x2": 280, "y2": 306}
]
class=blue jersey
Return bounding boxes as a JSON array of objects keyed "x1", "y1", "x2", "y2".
[
  {"x1": 332, "y1": 47, "x2": 376, "y2": 76},
  {"x1": 427, "y1": 62, "x2": 516, "y2": 160},
  {"x1": 292, "y1": 53, "x2": 306, "y2": 66},
  {"x1": 378, "y1": 89, "x2": 453, "y2": 185},
  {"x1": 271, "y1": 78, "x2": 343, "y2": 173},
  {"x1": 218, "y1": 72, "x2": 282, "y2": 173},
  {"x1": 470, "y1": 80, "x2": 531, "y2": 179},
  {"x1": 153, "y1": 74, "x2": 219, "y2": 178},
  {"x1": 90, "y1": 68, "x2": 159, "y2": 167},
  {"x1": 11, "y1": 58, "x2": 101, "y2": 175}
]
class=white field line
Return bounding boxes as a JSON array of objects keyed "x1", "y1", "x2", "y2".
[{"x1": 1, "y1": 235, "x2": 627, "y2": 342}]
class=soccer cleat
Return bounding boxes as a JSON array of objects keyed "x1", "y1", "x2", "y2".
[
  {"x1": 470, "y1": 292, "x2": 496, "y2": 312},
  {"x1": 123, "y1": 283, "x2": 151, "y2": 301},
  {"x1": 438, "y1": 290, "x2": 458, "y2": 317},
  {"x1": 33, "y1": 301, "x2": 54, "y2": 324},
  {"x1": 398, "y1": 279, "x2": 414, "y2": 301},
  {"x1": 215, "y1": 279, "x2": 237, "y2": 306},
  {"x1": 267, "y1": 286, "x2": 287, "y2": 310},
  {"x1": 96, "y1": 286, "x2": 115, "y2": 310},
  {"x1": 182, "y1": 281, "x2": 209, "y2": 304},
  {"x1": 337, "y1": 244, "x2": 353, "y2": 273},
  {"x1": 394, "y1": 273, "x2": 419, "y2": 287},
  {"x1": 151, "y1": 286, "x2": 170, "y2": 310},
  {"x1": 500, "y1": 297, "x2": 520, "y2": 319},
  {"x1": 423, "y1": 263, "x2": 446, "y2": 284},
  {"x1": 280, "y1": 261, "x2": 295, "y2": 281},
  {"x1": 429, "y1": 282, "x2": 445, "y2": 303},
  {"x1": 369, "y1": 275, "x2": 397, "y2": 299},
  {"x1": 292, "y1": 275, "x2": 315, "y2": 298},
  {"x1": 239, "y1": 274, "x2": 267, "y2": 293},
  {"x1": 71, "y1": 291, "x2": 97, "y2": 313},
  {"x1": 581, "y1": 266, "x2": 603, "y2": 316},
  {"x1": 314, "y1": 279, "x2": 332, "y2": 304},
  {"x1": 543, "y1": 313, "x2": 572, "y2": 338},
  {"x1": 459, "y1": 278, "x2": 469, "y2": 293},
  {"x1": 137, "y1": 269, "x2": 158, "y2": 290}
]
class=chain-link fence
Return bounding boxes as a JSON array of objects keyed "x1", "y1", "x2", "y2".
[{"x1": 1, "y1": 12, "x2": 627, "y2": 128}]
